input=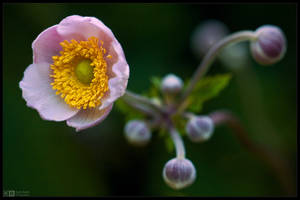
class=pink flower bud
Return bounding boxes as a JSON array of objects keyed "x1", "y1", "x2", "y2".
[
  {"x1": 161, "y1": 74, "x2": 183, "y2": 94},
  {"x1": 251, "y1": 25, "x2": 287, "y2": 65},
  {"x1": 124, "y1": 120, "x2": 151, "y2": 146},
  {"x1": 163, "y1": 158, "x2": 196, "y2": 190},
  {"x1": 186, "y1": 116, "x2": 214, "y2": 142}
]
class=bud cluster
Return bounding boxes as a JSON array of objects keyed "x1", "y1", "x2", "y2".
[{"x1": 121, "y1": 22, "x2": 287, "y2": 191}]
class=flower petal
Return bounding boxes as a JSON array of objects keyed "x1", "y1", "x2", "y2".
[
  {"x1": 32, "y1": 25, "x2": 64, "y2": 64},
  {"x1": 66, "y1": 104, "x2": 113, "y2": 132},
  {"x1": 57, "y1": 15, "x2": 115, "y2": 42},
  {"x1": 99, "y1": 72, "x2": 129, "y2": 110},
  {"x1": 19, "y1": 62, "x2": 79, "y2": 121}
]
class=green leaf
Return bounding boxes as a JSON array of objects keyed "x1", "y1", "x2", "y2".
[
  {"x1": 150, "y1": 76, "x2": 162, "y2": 91},
  {"x1": 187, "y1": 73, "x2": 232, "y2": 112}
]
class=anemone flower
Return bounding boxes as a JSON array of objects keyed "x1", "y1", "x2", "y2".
[{"x1": 19, "y1": 15, "x2": 130, "y2": 131}]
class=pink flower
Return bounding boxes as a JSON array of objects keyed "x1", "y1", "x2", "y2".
[{"x1": 19, "y1": 15, "x2": 130, "y2": 131}]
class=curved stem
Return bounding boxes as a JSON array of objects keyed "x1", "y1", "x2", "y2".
[
  {"x1": 122, "y1": 90, "x2": 164, "y2": 115},
  {"x1": 209, "y1": 110, "x2": 295, "y2": 195},
  {"x1": 123, "y1": 99, "x2": 156, "y2": 116},
  {"x1": 176, "y1": 31, "x2": 257, "y2": 112},
  {"x1": 166, "y1": 119, "x2": 186, "y2": 159}
]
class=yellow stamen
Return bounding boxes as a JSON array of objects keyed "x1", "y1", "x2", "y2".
[{"x1": 50, "y1": 37, "x2": 110, "y2": 109}]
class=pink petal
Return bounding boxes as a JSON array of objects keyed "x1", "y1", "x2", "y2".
[
  {"x1": 96, "y1": 24, "x2": 130, "y2": 110},
  {"x1": 32, "y1": 25, "x2": 64, "y2": 64},
  {"x1": 57, "y1": 15, "x2": 113, "y2": 42},
  {"x1": 99, "y1": 47, "x2": 129, "y2": 109},
  {"x1": 66, "y1": 104, "x2": 113, "y2": 132},
  {"x1": 19, "y1": 62, "x2": 79, "y2": 121},
  {"x1": 99, "y1": 75, "x2": 129, "y2": 110}
]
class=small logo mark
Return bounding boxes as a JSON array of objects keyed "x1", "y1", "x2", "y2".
[
  {"x1": 3, "y1": 190, "x2": 29, "y2": 197},
  {"x1": 3, "y1": 190, "x2": 15, "y2": 197}
]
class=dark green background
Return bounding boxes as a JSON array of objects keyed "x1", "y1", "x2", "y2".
[{"x1": 3, "y1": 3, "x2": 297, "y2": 197}]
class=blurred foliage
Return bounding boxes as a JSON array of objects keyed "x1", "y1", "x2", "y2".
[
  {"x1": 3, "y1": 3, "x2": 296, "y2": 197},
  {"x1": 147, "y1": 76, "x2": 163, "y2": 99}
]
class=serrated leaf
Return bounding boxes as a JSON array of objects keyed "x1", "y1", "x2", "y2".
[{"x1": 187, "y1": 73, "x2": 232, "y2": 112}]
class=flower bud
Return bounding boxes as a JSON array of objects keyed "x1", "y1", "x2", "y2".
[
  {"x1": 250, "y1": 25, "x2": 287, "y2": 65},
  {"x1": 161, "y1": 74, "x2": 183, "y2": 94},
  {"x1": 163, "y1": 158, "x2": 196, "y2": 190},
  {"x1": 186, "y1": 116, "x2": 214, "y2": 142},
  {"x1": 124, "y1": 120, "x2": 151, "y2": 146},
  {"x1": 191, "y1": 20, "x2": 229, "y2": 58}
]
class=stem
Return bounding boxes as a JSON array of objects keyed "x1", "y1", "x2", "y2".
[
  {"x1": 166, "y1": 119, "x2": 186, "y2": 159},
  {"x1": 176, "y1": 31, "x2": 257, "y2": 112},
  {"x1": 209, "y1": 110, "x2": 295, "y2": 195},
  {"x1": 123, "y1": 100, "x2": 156, "y2": 116},
  {"x1": 122, "y1": 90, "x2": 164, "y2": 115}
]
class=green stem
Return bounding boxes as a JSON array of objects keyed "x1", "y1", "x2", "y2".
[
  {"x1": 122, "y1": 90, "x2": 164, "y2": 115},
  {"x1": 176, "y1": 31, "x2": 257, "y2": 112},
  {"x1": 166, "y1": 119, "x2": 186, "y2": 159}
]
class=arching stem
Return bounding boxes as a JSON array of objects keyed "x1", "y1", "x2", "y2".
[
  {"x1": 176, "y1": 31, "x2": 257, "y2": 113},
  {"x1": 122, "y1": 90, "x2": 164, "y2": 115}
]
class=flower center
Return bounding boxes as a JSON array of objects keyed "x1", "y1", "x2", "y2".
[
  {"x1": 50, "y1": 37, "x2": 111, "y2": 110},
  {"x1": 75, "y1": 59, "x2": 94, "y2": 84}
]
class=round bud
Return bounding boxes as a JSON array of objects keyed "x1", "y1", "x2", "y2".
[
  {"x1": 186, "y1": 116, "x2": 214, "y2": 142},
  {"x1": 161, "y1": 74, "x2": 183, "y2": 94},
  {"x1": 163, "y1": 158, "x2": 196, "y2": 190},
  {"x1": 250, "y1": 25, "x2": 287, "y2": 65},
  {"x1": 191, "y1": 20, "x2": 229, "y2": 58},
  {"x1": 124, "y1": 120, "x2": 151, "y2": 146}
]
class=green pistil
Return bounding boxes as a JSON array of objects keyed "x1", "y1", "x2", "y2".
[{"x1": 75, "y1": 59, "x2": 94, "y2": 84}]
